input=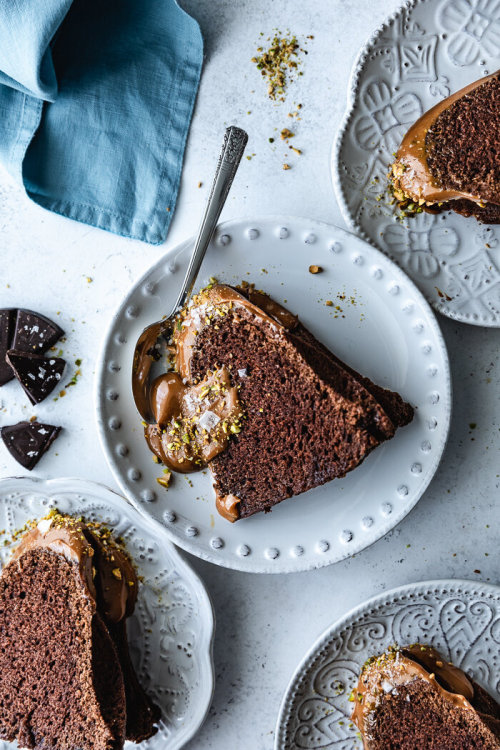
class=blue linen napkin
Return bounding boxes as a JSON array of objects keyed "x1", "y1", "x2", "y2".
[{"x1": 0, "y1": 0, "x2": 203, "y2": 244}]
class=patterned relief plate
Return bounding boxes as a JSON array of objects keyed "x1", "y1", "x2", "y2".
[
  {"x1": 0, "y1": 477, "x2": 214, "y2": 750},
  {"x1": 275, "y1": 579, "x2": 500, "y2": 749},
  {"x1": 96, "y1": 216, "x2": 451, "y2": 574},
  {"x1": 333, "y1": 0, "x2": 500, "y2": 326}
]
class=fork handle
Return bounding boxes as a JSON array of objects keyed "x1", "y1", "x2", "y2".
[{"x1": 172, "y1": 126, "x2": 248, "y2": 313}]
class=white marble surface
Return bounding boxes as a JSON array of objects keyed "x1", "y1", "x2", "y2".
[{"x1": 0, "y1": 0, "x2": 499, "y2": 748}]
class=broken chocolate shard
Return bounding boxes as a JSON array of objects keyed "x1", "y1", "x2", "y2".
[
  {"x1": 0, "y1": 309, "x2": 16, "y2": 386},
  {"x1": 6, "y1": 350, "x2": 66, "y2": 404},
  {"x1": 1, "y1": 421, "x2": 61, "y2": 470},
  {"x1": 0, "y1": 308, "x2": 64, "y2": 389},
  {"x1": 11, "y1": 309, "x2": 64, "y2": 354}
]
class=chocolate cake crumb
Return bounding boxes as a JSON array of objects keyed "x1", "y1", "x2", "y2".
[
  {"x1": 188, "y1": 287, "x2": 413, "y2": 519},
  {"x1": 426, "y1": 74, "x2": 500, "y2": 222},
  {"x1": 354, "y1": 645, "x2": 500, "y2": 748},
  {"x1": 389, "y1": 73, "x2": 500, "y2": 223},
  {"x1": 0, "y1": 549, "x2": 126, "y2": 749},
  {"x1": 427, "y1": 76, "x2": 500, "y2": 203},
  {"x1": 0, "y1": 512, "x2": 160, "y2": 748}
]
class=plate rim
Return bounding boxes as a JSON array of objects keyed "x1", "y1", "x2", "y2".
[
  {"x1": 274, "y1": 576, "x2": 500, "y2": 749},
  {"x1": 95, "y1": 214, "x2": 452, "y2": 574},
  {"x1": 331, "y1": 0, "x2": 500, "y2": 328},
  {"x1": 0, "y1": 475, "x2": 215, "y2": 750}
]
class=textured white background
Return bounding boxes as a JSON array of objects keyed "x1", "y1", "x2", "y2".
[{"x1": 0, "y1": 1, "x2": 499, "y2": 748}]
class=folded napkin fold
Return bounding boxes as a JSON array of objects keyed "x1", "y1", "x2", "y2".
[{"x1": 0, "y1": 0, "x2": 203, "y2": 244}]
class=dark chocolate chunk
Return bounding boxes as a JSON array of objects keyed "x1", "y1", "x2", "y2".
[
  {"x1": 0, "y1": 309, "x2": 16, "y2": 386},
  {"x1": 11, "y1": 309, "x2": 64, "y2": 354},
  {"x1": 6, "y1": 350, "x2": 66, "y2": 405},
  {"x1": 1, "y1": 421, "x2": 61, "y2": 470}
]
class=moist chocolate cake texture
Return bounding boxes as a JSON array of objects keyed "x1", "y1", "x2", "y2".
[
  {"x1": 143, "y1": 282, "x2": 413, "y2": 522},
  {"x1": 0, "y1": 511, "x2": 160, "y2": 749},
  {"x1": 390, "y1": 72, "x2": 500, "y2": 222},
  {"x1": 352, "y1": 644, "x2": 500, "y2": 749}
]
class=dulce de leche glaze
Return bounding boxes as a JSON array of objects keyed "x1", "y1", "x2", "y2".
[
  {"x1": 10, "y1": 511, "x2": 137, "y2": 624},
  {"x1": 144, "y1": 367, "x2": 243, "y2": 473},
  {"x1": 86, "y1": 527, "x2": 137, "y2": 623},
  {"x1": 214, "y1": 492, "x2": 242, "y2": 523},
  {"x1": 391, "y1": 72, "x2": 500, "y2": 206},
  {"x1": 352, "y1": 644, "x2": 475, "y2": 743}
]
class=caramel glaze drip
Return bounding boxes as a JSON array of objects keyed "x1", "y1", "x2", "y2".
[
  {"x1": 143, "y1": 283, "x2": 299, "y2": 522},
  {"x1": 213, "y1": 491, "x2": 242, "y2": 523},
  {"x1": 391, "y1": 71, "x2": 500, "y2": 206},
  {"x1": 10, "y1": 512, "x2": 137, "y2": 624},
  {"x1": 352, "y1": 644, "x2": 476, "y2": 743},
  {"x1": 86, "y1": 528, "x2": 137, "y2": 623}
]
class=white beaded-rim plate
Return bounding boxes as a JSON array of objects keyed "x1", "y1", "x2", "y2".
[
  {"x1": 333, "y1": 0, "x2": 500, "y2": 326},
  {"x1": 275, "y1": 578, "x2": 500, "y2": 749},
  {"x1": 0, "y1": 477, "x2": 214, "y2": 750},
  {"x1": 95, "y1": 216, "x2": 451, "y2": 574}
]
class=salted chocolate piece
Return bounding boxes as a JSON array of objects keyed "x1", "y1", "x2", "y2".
[
  {"x1": 0, "y1": 308, "x2": 64, "y2": 390},
  {"x1": 1, "y1": 421, "x2": 61, "y2": 470},
  {"x1": 145, "y1": 283, "x2": 413, "y2": 521},
  {"x1": 12, "y1": 309, "x2": 64, "y2": 354},
  {"x1": 352, "y1": 644, "x2": 500, "y2": 749},
  {"x1": 6, "y1": 350, "x2": 65, "y2": 404},
  {"x1": 0, "y1": 309, "x2": 16, "y2": 386}
]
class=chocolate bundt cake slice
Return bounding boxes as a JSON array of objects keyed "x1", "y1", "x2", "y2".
[
  {"x1": 390, "y1": 72, "x2": 500, "y2": 222},
  {"x1": 0, "y1": 543, "x2": 126, "y2": 749},
  {"x1": 352, "y1": 645, "x2": 500, "y2": 749},
  {"x1": 146, "y1": 284, "x2": 413, "y2": 521},
  {"x1": 0, "y1": 512, "x2": 159, "y2": 749}
]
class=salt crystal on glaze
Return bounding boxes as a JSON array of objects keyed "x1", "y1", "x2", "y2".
[
  {"x1": 198, "y1": 410, "x2": 221, "y2": 432},
  {"x1": 37, "y1": 518, "x2": 53, "y2": 533}
]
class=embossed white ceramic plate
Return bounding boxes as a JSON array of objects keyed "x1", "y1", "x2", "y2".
[
  {"x1": 333, "y1": 0, "x2": 500, "y2": 326},
  {"x1": 95, "y1": 216, "x2": 451, "y2": 574},
  {"x1": 275, "y1": 579, "x2": 500, "y2": 749},
  {"x1": 0, "y1": 477, "x2": 214, "y2": 750}
]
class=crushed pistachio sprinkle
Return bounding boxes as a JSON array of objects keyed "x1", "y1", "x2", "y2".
[{"x1": 251, "y1": 32, "x2": 305, "y2": 101}]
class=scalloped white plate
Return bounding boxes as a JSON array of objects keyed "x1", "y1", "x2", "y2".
[
  {"x1": 95, "y1": 216, "x2": 451, "y2": 574},
  {"x1": 0, "y1": 477, "x2": 214, "y2": 750},
  {"x1": 333, "y1": 0, "x2": 500, "y2": 326},
  {"x1": 275, "y1": 578, "x2": 500, "y2": 749}
]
